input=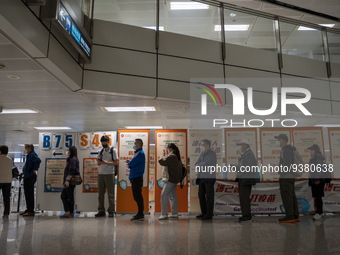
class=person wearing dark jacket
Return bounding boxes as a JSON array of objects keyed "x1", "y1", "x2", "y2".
[
  {"x1": 60, "y1": 146, "x2": 80, "y2": 218},
  {"x1": 235, "y1": 139, "x2": 258, "y2": 222},
  {"x1": 21, "y1": 144, "x2": 41, "y2": 216},
  {"x1": 275, "y1": 134, "x2": 300, "y2": 223},
  {"x1": 195, "y1": 139, "x2": 217, "y2": 220},
  {"x1": 308, "y1": 144, "x2": 326, "y2": 221},
  {"x1": 158, "y1": 143, "x2": 182, "y2": 220}
]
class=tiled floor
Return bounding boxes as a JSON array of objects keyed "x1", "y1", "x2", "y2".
[{"x1": 1, "y1": 211, "x2": 340, "y2": 255}]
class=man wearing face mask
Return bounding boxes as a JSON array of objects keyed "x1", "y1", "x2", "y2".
[
  {"x1": 125, "y1": 139, "x2": 145, "y2": 221},
  {"x1": 235, "y1": 139, "x2": 258, "y2": 222},
  {"x1": 21, "y1": 144, "x2": 41, "y2": 216},
  {"x1": 195, "y1": 139, "x2": 217, "y2": 220},
  {"x1": 95, "y1": 135, "x2": 119, "y2": 218}
]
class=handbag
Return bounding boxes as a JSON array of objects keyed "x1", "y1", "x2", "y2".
[{"x1": 69, "y1": 175, "x2": 83, "y2": 186}]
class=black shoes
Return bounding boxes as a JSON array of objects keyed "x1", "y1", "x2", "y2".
[
  {"x1": 197, "y1": 214, "x2": 213, "y2": 220},
  {"x1": 95, "y1": 211, "x2": 106, "y2": 217},
  {"x1": 109, "y1": 212, "x2": 114, "y2": 218},
  {"x1": 196, "y1": 214, "x2": 204, "y2": 219},
  {"x1": 239, "y1": 217, "x2": 252, "y2": 223},
  {"x1": 131, "y1": 214, "x2": 144, "y2": 221}
]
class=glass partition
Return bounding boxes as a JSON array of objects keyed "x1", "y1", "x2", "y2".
[
  {"x1": 328, "y1": 32, "x2": 340, "y2": 64},
  {"x1": 224, "y1": 9, "x2": 277, "y2": 51},
  {"x1": 280, "y1": 21, "x2": 324, "y2": 61},
  {"x1": 159, "y1": 0, "x2": 221, "y2": 41},
  {"x1": 93, "y1": 0, "x2": 157, "y2": 29}
]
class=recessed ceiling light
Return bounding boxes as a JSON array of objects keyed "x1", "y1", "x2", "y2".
[
  {"x1": 143, "y1": 26, "x2": 165, "y2": 31},
  {"x1": 6, "y1": 75, "x2": 20, "y2": 80},
  {"x1": 214, "y1": 24, "x2": 249, "y2": 31},
  {"x1": 1, "y1": 109, "x2": 38, "y2": 114},
  {"x1": 230, "y1": 13, "x2": 237, "y2": 17},
  {"x1": 34, "y1": 127, "x2": 72, "y2": 130},
  {"x1": 125, "y1": 126, "x2": 163, "y2": 129},
  {"x1": 170, "y1": 2, "x2": 209, "y2": 10},
  {"x1": 314, "y1": 124, "x2": 340, "y2": 127},
  {"x1": 105, "y1": 107, "x2": 156, "y2": 112}
]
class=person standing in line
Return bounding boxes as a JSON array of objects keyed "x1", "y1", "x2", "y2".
[
  {"x1": 308, "y1": 144, "x2": 326, "y2": 221},
  {"x1": 126, "y1": 139, "x2": 145, "y2": 221},
  {"x1": 0, "y1": 145, "x2": 14, "y2": 217},
  {"x1": 195, "y1": 139, "x2": 217, "y2": 220},
  {"x1": 60, "y1": 146, "x2": 80, "y2": 218},
  {"x1": 275, "y1": 134, "x2": 300, "y2": 223},
  {"x1": 21, "y1": 144, "x2": 41, "y2": 216},
  {"x1": 95, "y1": 135, "x2": 119, "y2": 218},
  {"x1": 235, "y1": 139, "x2": 258, "y2": 223},
  {"x1": 158, "y1": 143, "x2": 182, "y2": 220}
]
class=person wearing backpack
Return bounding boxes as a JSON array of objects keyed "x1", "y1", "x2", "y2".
[
  {"x1": 307, "y1": 144, "x2": 326, "y2": 221},
  {"x1": 235, "y1": 139, "x2": 259, "y2": 223},
  {"x1": 158, "y1": 143, "x2": 182, "y2": 220},
  {"x1": 275, "y1": 134, "x2": 300, "y2": 223},
  {"x1": 95, "y1": 135, "x2": 119, "y2": 218},
  {"x1": 195, "y1": 139, "x2": 217, "y2": 220}
]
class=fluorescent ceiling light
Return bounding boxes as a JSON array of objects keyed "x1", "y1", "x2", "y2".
[
  {"x1": 18, "y1": 144, "x2": 39, "y2": 147},
  {"x1": 105, "y1": 107, "x2": 156, "y2": 112},
  {"x1": 170, "y1": 2, "x2": 209, "y2": 10},
  {"x1": 315, "y1": 124, "x2": 340, "y2": 127},
  {"x1": 214, "y1": 25, "x2": 249, "y2": 31},
  {"x1": 1, "y1": 109, "x2": 38, "y2": 114},
  {"x1": 298, "y1": 24, "x2": 335, "y2": 31},
  {"x1": 143, "y1": 26, "x2": 164, "y2": 31},
  {"x1": 125, "y1": 126, "x2": 163, "y2": 129},
  {"x1": 34, "y1": 127, "x2": 72, "y2": 130}
]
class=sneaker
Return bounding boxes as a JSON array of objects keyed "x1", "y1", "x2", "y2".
[
  {"x1": 109, "y1": 212, "x2": 114, "y2": 218},
  {"x1": 313, "y1": 213, "x2": 323, "y2": 221},
  {"x1": 158, "y1": 215, "x2": 169, "y2": 220},
  {"x1": 95, "y1": 211, "x2": 106, "y2": 217},
  {"x1": 278, "y1": 217, "x2": 295, "y2": 223},
  {"x1": 22, "y1": 212, "x2": 35, "y2": 217},
  {"x1": 196, "y1": 214, "x2": 204, "y2": 219},
  {"x1": 239, "y1": 217, "x2": 252, "y2": 223},
  {"x1": 131, "y1": 215, "x2": 144, "y2": 221},
  {"x1": 169, "y1": 214, "x2": 178, "y2": 219},
  {"x1": 20, "y1": 211, "x2": 28, "y2": 216}
]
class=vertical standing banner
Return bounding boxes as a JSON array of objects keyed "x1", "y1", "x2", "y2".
[
  {"x1": 260, "y1": 128, "x2": 292, "y2": 181},
  {"x1": 149, "y1": 147, "x2": 156, "y2": 206},
  {"x1": 292, "y1": 127, "x2": 324, "y2": 178},
  {"x1": 188, "y1": 129, "x2": 223, "y2": 213},
  {"x1": 328, "y1": 128, "x2": 340, "y2": 179},
  {"x1": 83, "y1": 158, "x2": 99, "y2": 192},
  {"x1": 117, "y1": 130, "x2": 150, "y2": 213},
  {"x1": 44, "y1": 158, "x2": 67, "y2": 192},
  {"x1": 224, "y1": 128, "x2": 258, "y2": 180},
  {"x1": 155, "y1": 129, "x2": 188, "y2": 213}
]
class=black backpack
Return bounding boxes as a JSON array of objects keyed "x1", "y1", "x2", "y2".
[
  {"x1": 99, "y1": 147, "x2": 118, "y2": 176},
  {"x1": 180, "y1": 164, "x2": 187, "y2": 189}
]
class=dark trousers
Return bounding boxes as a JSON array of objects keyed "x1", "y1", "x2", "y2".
[
  {"x1": 279, "y1": 178, "x2": 299, "y2": 219},
  {"x1": 315, "y1": 197, "x2": 323, "y2": 214},
  {"x1": 24, "y1": 175, "x2": 36, "y2": 213},
  {"x1": 198, "y1": 182, "x2": 215, "y2": 217},
  {"x1": 61, "y1": 185, "x2": 76, "y2": 213},
  {"x1": 0, "y1": 183, "x2": 11, "y2": 215},
  {"x1": 238, "y1": 184, "x2": 252, "y2": 219},
  {"x1": 131, "y1": 176, "x2": 144, "y2": 215}
]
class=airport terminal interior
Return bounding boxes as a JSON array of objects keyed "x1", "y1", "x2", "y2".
[{"x1": 1, "y1": 0, "x2": 340, "y2": 254}]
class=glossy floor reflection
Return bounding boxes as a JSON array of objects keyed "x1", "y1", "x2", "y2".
[{"x1": 1, "y1": 212, "x2": 340, "y2": 255}]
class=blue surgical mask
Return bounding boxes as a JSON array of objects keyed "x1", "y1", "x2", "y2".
[{"x1": 133, "y1": 145, "x2": 137, "y2": 150}]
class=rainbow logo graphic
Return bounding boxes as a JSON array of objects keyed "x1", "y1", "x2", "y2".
[{"x1": 195, "y1": 82, "x2": 223, "y2": 106}]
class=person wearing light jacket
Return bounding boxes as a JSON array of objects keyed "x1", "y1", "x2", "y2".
[
  {"x1": 0, "y1": 145, "x2": 13, "y2": 217},
  {"x1": 158, "y1": 143, "x2": 182, "y2": 220}
]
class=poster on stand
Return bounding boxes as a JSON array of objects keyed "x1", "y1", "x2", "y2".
[
  {"x1": 44, "y1": 158, "x2": 67, "y2": 192},
  {"x1": 260, "y1": 128, "x2": 292, "y2": 181},
  {"x1": 328, "y1": 128, "x2": 340, "y2": 179},
  {"x1": 224, "y1": 128, "x2": 257, "y2": 181},
  {"x1": 83, "y1": 158, "x2": 99, "y2": 193}
]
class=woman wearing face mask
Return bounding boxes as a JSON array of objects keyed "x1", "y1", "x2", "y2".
[
  {"x1": 158, "y1": 143, "x2": 182, "y2": 220},
  {"x1": 60, "y1": 146, "x2": 80, "y2": 218},
  {"x1": 308, "y1": 144, "x2": 326, "y2": 221}
]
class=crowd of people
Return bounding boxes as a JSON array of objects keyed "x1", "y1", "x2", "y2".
[{"x1": 0, "y1": 134, "x2": 331, "y2": 223}]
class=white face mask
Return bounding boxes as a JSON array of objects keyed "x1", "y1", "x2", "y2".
[
  {"x1": 66, "y1": 151, "x2": 70, "y2": 156},
  {"x1": 200, "y1": 146, "x2": 205, "y2": 152}
]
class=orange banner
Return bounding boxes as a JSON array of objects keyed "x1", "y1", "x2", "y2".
[{"x1": 155, "y1": 129, "x2": 188, "y2": 213}]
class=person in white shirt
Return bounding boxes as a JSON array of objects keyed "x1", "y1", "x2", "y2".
[
  {"x1": 95, "y1": 135, "x2": 118, "y2": 218},
  {"x1": 0, "y1": 145, "x2": 14, "y2": 217}
]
